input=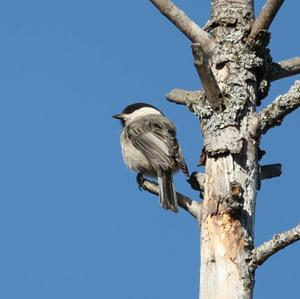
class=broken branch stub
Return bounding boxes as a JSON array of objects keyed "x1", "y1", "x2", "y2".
[{"x1": 260, "y1": 164, "x2": 282, "y2": 180}]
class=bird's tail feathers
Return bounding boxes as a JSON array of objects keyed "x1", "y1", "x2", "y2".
[{"x1": 158, "y1": 171, "x2": 178, "y2": 213}]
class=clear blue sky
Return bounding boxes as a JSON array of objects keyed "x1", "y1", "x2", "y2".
[{"x1": 0, "y1": 1, "x2": 299, "y2": 298}]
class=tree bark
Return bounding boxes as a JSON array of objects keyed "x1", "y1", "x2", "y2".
[
  {"x1": 147, "y1": 1, "x2": 300, "y2": 298},
  {"x1": 197, "y1": 1, "x2": 258, "y2": 298}
]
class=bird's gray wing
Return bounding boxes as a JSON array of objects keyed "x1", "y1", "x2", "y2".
[{"x1": 126, "y1": 116, "x2": 189, "y2": 175}]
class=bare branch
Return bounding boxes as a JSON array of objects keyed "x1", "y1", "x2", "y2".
[
  {"x1": 251, "y1": 224, "x2": 300, "y2": 267},
  {"x1": 165, "y1": 89, "x2": 189, "y2": 105},
  {"x1": 140, "y1": 177, "x2": 202, "y2": 219},
  {"x1": 260, "y1": 164, "x2": 282, "y2": 180},
  {"x1": 149, "y1": 0, "x2": 215, "y2": 55},
  {"x1": 247, "y1": 0, "x2": 284, "y2": 42},
  {"x1": 165, "y1": 88, "x2": 203, "y2": 108},
  {"x1": 259, "y1": 81, "x2": 300, "y2": 134},
  {"x1": 270, "y1": 57, "x2": 300, "y2": 81},
  {"x1": 192, "y1": 44, "x2": 223, "y2": 112}
]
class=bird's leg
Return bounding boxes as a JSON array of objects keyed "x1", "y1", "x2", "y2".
[{"x1": 136, "y1": 173, "x2": 145, "y2": 191}]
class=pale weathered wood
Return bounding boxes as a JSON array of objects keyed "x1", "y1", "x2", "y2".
[
  {"x1": 165, "y1": 88, "x2": 204, "y2": 108},
  {"x1": 165, "y1": 88, "x2": 189, "y2": 105}
]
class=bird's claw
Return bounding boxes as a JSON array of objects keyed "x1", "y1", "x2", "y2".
[{"x1": 136, "y1": 173, "x2": 145, "y2": 191}]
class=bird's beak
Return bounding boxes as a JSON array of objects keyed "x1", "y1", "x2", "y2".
[{"x1": 112, "y1": 113, "x2": 125, "y2": 120}]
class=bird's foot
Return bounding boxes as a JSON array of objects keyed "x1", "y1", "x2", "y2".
[{"x1": 136, "y1": 173, "x2": 145, "y2": 191}]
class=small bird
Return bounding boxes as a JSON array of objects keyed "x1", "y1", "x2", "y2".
[{"x1": 113, "y1": 103, "x2": 189, "y2": 212}]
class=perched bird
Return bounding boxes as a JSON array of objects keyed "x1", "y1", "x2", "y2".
[{"x1": 113, "y1": 103, "x2": 189, "y2": 212}]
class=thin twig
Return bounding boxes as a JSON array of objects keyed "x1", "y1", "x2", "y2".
[
  {"x1": 270, "y1": 57, "x2": 300, "y2": 81},
  {"x1": 259, "y1": 80, "x2": 300, "y2": 135},
  {"x1": 150, "y1": 0, "x2": 215, "y2": 55},
  {"x1": 251, "y1": 224, "x2": 300, "y2": 267},
  {"x1": 247, "y1": 0, "x2": 284, "y2": 43},
  {"x1": 140, "y1": 177, "x2": 202, "y2": 220},
  {"x1": 192, "y1": 44, "x2": 223, "y2": 112}
]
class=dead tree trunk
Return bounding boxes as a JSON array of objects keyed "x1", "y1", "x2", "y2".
[
  {"x1": 139, "y1": 1, "x2": 300, "y2": 298},
  {"x1": 198, "y1": 1, "x2": 257, "y2": 298}
]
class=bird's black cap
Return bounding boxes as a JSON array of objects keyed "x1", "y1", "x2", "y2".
[
  {"x1": 113, "y1": 103, "x2": 164, "y2": 126},
  {"x1": 122, "y1": 103, "x2": 163, "y2": 115}
]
